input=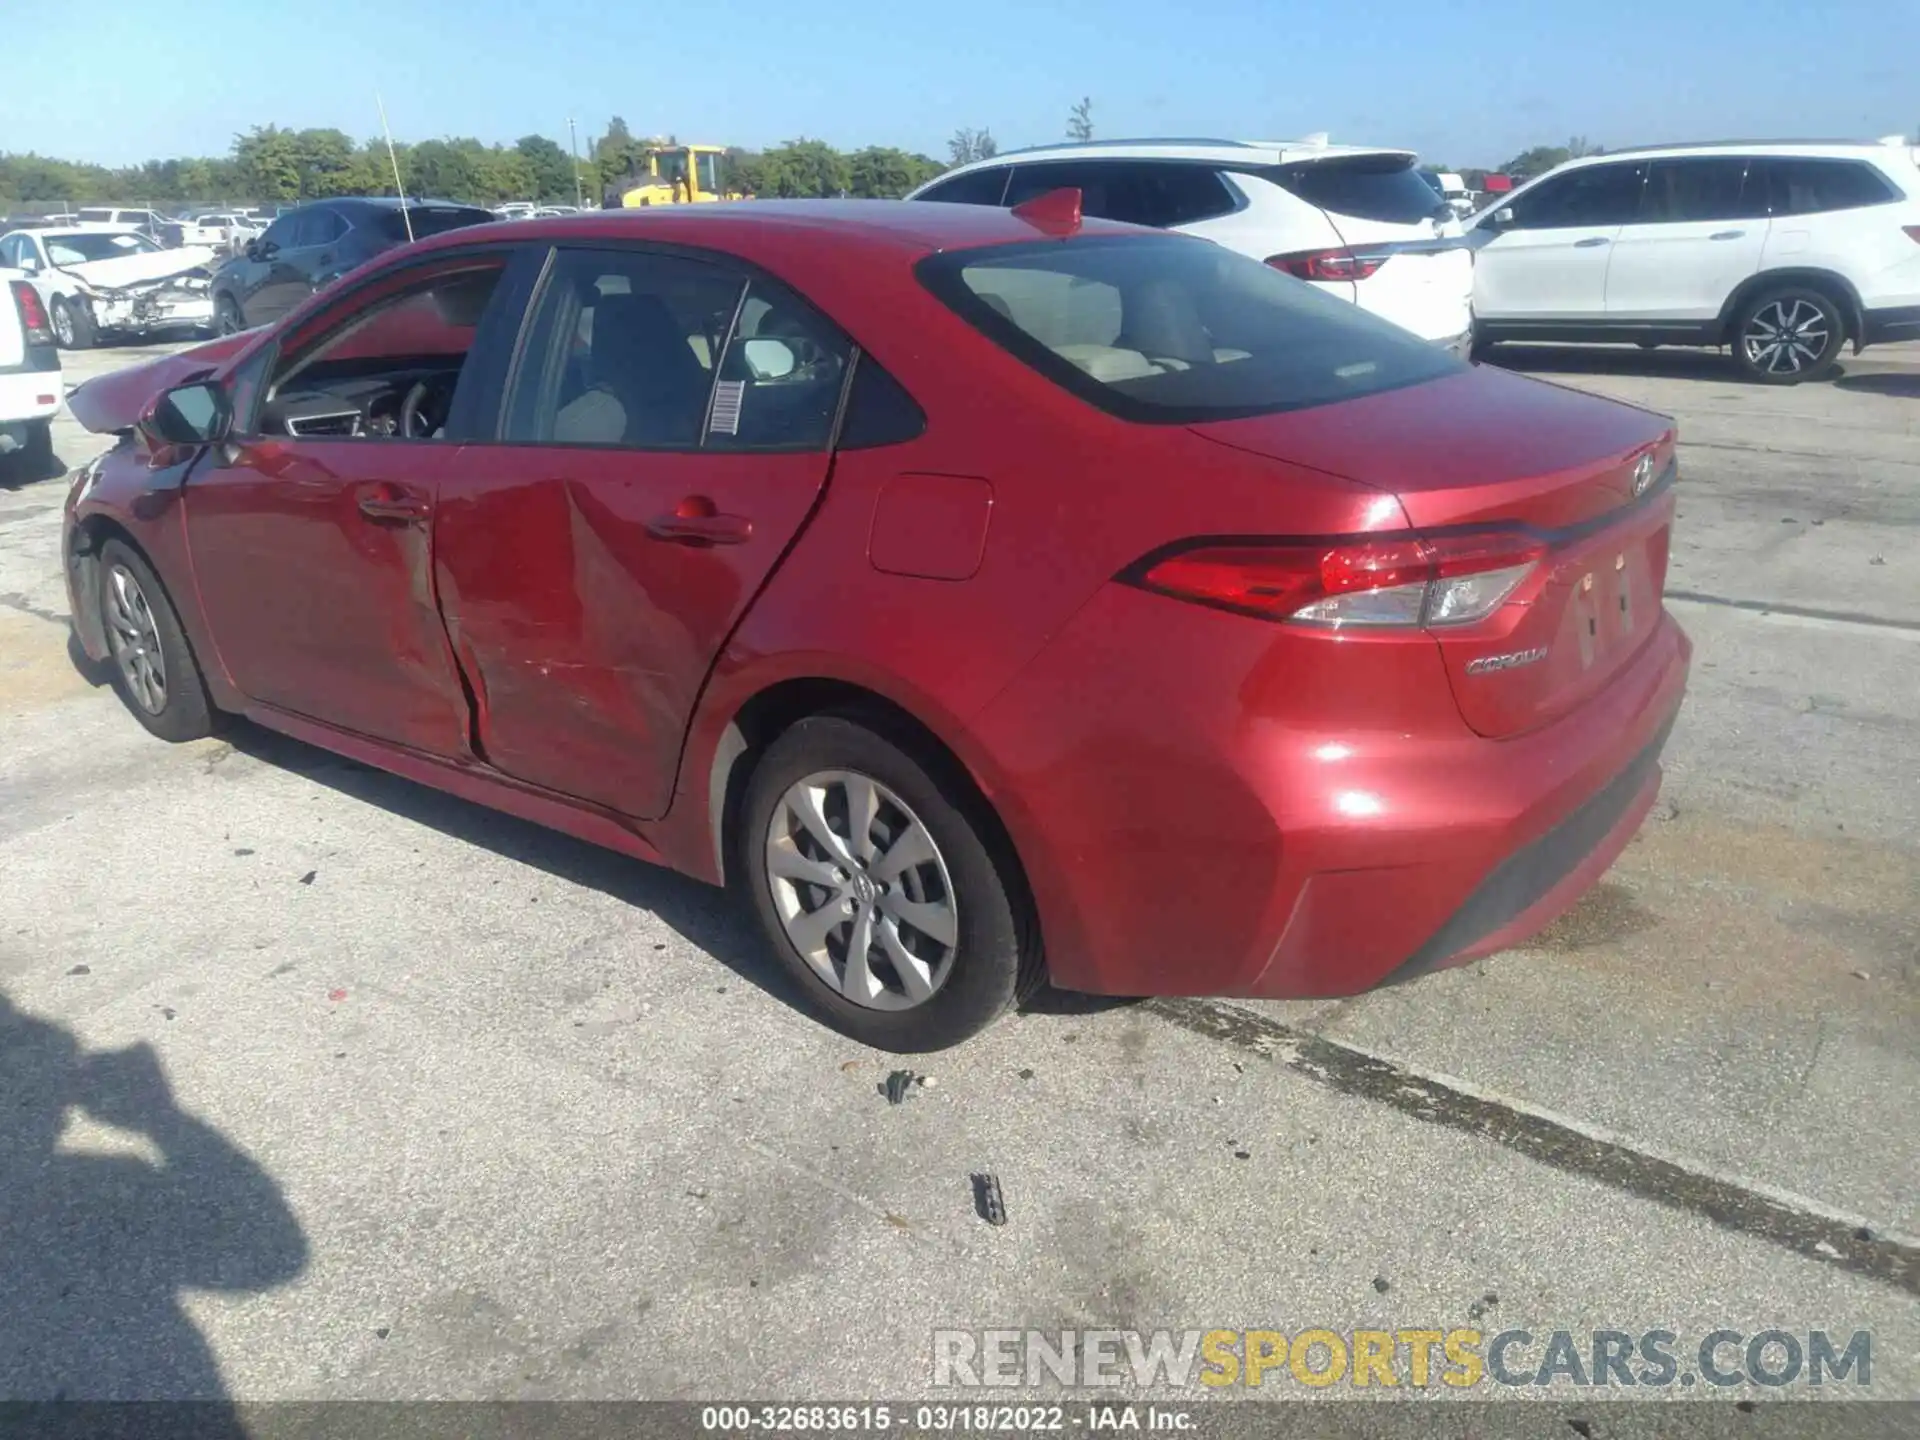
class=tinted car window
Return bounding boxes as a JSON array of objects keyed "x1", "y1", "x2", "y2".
[
  {"x1": 1503, "y1": 162, "x2": 1648, "y2": 228},
  {"x1": 916, "y1": 168, "x2": 1011, "y2": 206},
  {"x1": 706, "y1": 279, "x2": 853, "y2": 451},
  {"x1": 1005, "y1": 161, "x2": 1237, "y2": 228},
  {"x1": 1759, "y1": 158, "x2": 1898, "y2": 216},
  {"x1": 505, "y1": 248, "x2": 743, "y2": 448},
  {"x1": 919, "y1": 234, "x2": 1463, "y2": 425},
  {"x1": 1639, "y1": 157, "x2": 1761, "y2": 222},
  {"x1": 370, "y1": 205, "x2": 496, "y2": 243},
  {"x1": 259, "y1": 216, "x2": 296, "y2": 251},
  {"x1": 1261, "y1": 154, "x2": 1451, "y2": 225}
]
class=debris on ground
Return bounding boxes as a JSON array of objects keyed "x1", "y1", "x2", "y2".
[
  {"x1": 67, "y1": 965, "x2": 90, "y2": 976},
  {"x1": 840, "y1": 1060, "x2": 861, "y2": 1073},
  {"x1": 298, "y1": 871, "x2": 316, "y2": 885},
  {"x1": 1372, "y1": 1276, "x2": 1391, "y2": 1294},
  {"x1": 971, "y1": 1172, "x2": 1008, "y2": 1226},
  {"x1": 882, "y1": 1070, "x2": 928, "y2": 1104}
]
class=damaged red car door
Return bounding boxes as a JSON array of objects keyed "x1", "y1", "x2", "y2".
[
  {"x1": 431, "y1": 245, "x2": 844, "y2": 820},
  {"x1": 183, "y1": 255, "x2": 515, "y2": 757}
]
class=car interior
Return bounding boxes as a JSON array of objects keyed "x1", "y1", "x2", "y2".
[{"x1": 256, "y1": 266, "x2": 505, "y2": 440}]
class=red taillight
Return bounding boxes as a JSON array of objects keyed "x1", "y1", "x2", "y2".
[
  {"x1": 1266, "y1": 247, "x2": 1389, "y2": 283},
  {"x1": 10, "y1": 280, "x2": 54, "y2": 347},
  {"x1": 1129, "y1": 531, "x2": 1547, "y2": 629}
]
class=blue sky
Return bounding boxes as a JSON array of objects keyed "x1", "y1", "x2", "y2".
[{"x1": 13, "y1": 0, "x2": 1916, "y2": 169}]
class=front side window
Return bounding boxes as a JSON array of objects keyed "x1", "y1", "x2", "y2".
[
  {"x1": 1504, "y1": 163, "x2": 1648, "y2": 229},
  {"x1": 259, "y1": 217, "x2": 295, "y2": 251},
  {"x1": 920, "y1": 234, "x2": 1462, "y2": 424},
  {"x1": 257, "y1": 259, "x2": 507, "y2": 440},
  {"x1": 504, "y1": 248, "x2": 743, "y2": 448},
  {"x1": 1639, "y1": 157, "x2": 1760, "y2": 222}
]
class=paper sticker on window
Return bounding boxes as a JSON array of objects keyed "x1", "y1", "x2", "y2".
[{"x1": 710, "y1": 380, "x2": 745, "y2": 436}]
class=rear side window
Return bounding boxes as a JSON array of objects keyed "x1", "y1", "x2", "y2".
[
  {"x1": 1758, "y1": 158, "x2": 1899, "y2": 216},
  {"x1": 1259, "y1": 154, "x2": 1451, "y2": 225},
  {"x1": 1004, "y1": 161, "x2": 1238, "y2": 229},
  {"x1": 371, "y1": 206, "x2": 495, "y2": 243},
  {"x1": 706, "y1": 279, "x2": 854, "y2": 451},
  {"x1": 1502, "y1": 162, "x2": 1648, "y2": 229},
  {"x1": 1640, "y1": 157, "x2": 1765, "y2": 222},
  {"x1": 919, "y1": 234, "x2": 1462, "y2": 424},
  {"x1": 916, "y1": 168, "x2": 1011, "y2": 206}
]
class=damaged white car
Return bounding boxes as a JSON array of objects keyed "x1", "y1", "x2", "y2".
[{"x1": 0, "y1": 226, "x2": 217, "y2": 349}]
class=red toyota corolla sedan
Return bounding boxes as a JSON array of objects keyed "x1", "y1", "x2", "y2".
[{"x1": 61, "y1": 195, "x2": 1689, "y2": 1051}]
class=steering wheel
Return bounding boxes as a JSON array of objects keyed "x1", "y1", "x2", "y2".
[{"x1": 399, "y1": 379, "x2": 439, "y2": 439}]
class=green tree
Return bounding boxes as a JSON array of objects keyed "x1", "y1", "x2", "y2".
[
  {"x1": 516, "y1": 134, "x2": 579, "y2": 203},
  {"x1": 1068, "y1": 97, "x2": 1094, "y2": 142},
  {"x1": 406, "y1": 139, "x2": 479, "y2": 200},
  {"x1": 1500, "y1": 144, "x2": 1572, "y2": 180},
  {"x1": 233, "y1": 125, "x2": 305, "y2": 202},
  {"x1": 847, "y1": 146, "x2": 942, "y2": 198},
  {"x1": 756, "y1": 138, "x2": 852, "y2": 198}
]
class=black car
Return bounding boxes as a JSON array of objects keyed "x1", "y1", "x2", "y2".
[{"x1": 209, "y1": 197, "x2": 495, "y2": 333}]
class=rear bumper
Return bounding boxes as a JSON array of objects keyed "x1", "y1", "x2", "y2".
[
  {"x1": 0, "y1": 367, "x2": 63, "y2": 444},
  {"x1": 1859, "y1": 303, "x2": 1920, "y2": 347},
  {"x1": 972, "y1": 586, "x2": 1692, "y2": 1000}
]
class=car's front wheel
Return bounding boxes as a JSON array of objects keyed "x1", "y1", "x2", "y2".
[
  {"x1": 97, "y1": 539, "x2": 219, "y2": 742},
  {"x1": 50, "y1": 296, "x2": 93, "y2": 350},
  {"x1": 739, "y1": 715, "x2": 1039, "y2": 1052},
  {"x1": 1733, "y1": 287, "x2": 1844, "y2": 384}
]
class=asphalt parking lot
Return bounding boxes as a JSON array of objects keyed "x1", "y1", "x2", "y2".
[{"x1": 2, "y1": 336, "x2": 1916, "y2": 1409}]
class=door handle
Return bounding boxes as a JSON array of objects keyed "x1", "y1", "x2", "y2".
[
  {"x1": 1708, "y1": 230, "x2": 1745, "y2": 240},
  {"x1": 1573, "y1": 237, "x2": 1611, "y2": 248},
  {"x1": 647, "y1": 498, "x2": 752, "y2": 545},
  {"x1": 357, "y1": 485, "x2": 429, "y2": 523}
]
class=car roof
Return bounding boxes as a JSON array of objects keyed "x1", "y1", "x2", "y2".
[
  {"x1": 7, "y1": 226, "x2": 148, "y2": 240},
  {"x1": 1551, "y1": 138, "x2": 1916, "y2": 166},
  {"x1": 402, "y1": 198, "x2": 1146, "y2": 265},
  {"x1": 929, "y1": 137, "x2": 1416, "y2": 181}
]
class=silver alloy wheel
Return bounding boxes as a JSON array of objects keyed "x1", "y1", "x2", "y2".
[
  {"x1": 51, "y1": 300, "x2": 75, "y2": 348},
  {"x1": 1743, "y1": 299, "x2": 1831, "y2": 376},
  {"x1": 104, "y1": 564, "x2": 168, "y2": 714},
  {"x1": 764, "y1": 769, "x2": 960, "y2": 1011}
]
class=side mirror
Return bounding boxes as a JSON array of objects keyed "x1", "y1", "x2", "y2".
[
  {"x1": 1490, "y1": 207, "x2": 1516, "y2": 226},
  {"x1": 19, "y1": 254, "x2": 39, "y2": 274},
  {"x1": 740, "y1": 337, "x2": 797, "y2": 381},
  {"x1": 144, "y1": 381, "x2": 232, "y2": 449}
]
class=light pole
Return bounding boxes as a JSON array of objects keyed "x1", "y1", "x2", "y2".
[{"x1": 568, "y1": 117, "x2": 585, "y2": 209}]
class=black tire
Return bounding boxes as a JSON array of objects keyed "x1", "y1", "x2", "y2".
[
  {"x1": 737, "y1": 714, "x2": 1040, "y2": 1052},
  {"x1": 23, "y1": 419, "x2": 53, "y2": 466},
  {"x1": 214, "y1": 294, "x2": 245, "y2": 336},
  {"x1": 1732, "y1": 286, "x2": 1844, "y2": 385},
  {"x1": 97, "y1": 539, "x2": 219, "y2": 743},
  {"x1": 51, "y1": 296, "x2": 94, "y2": 350}
]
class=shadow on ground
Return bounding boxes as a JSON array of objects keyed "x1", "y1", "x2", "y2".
[
  {"x1": 218, "y1": 722, "x2": 1111, "y2": 1026},
  {"x1": 0, "y1": 441, "x2": 67, "y2": 488},
  {"x1": 1487, "y1": 343, "x2": 1781, "y2": 384},
  {"x1": 1833, "y1": 371, "x2": 1920, "y2": 399},
  {"x1": 0, "y1": 992, "x2": 306, "y2": 1415}
]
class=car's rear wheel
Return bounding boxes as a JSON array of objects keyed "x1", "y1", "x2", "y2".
[
  {"x1": 50, "y1": 297, "x2": 93, "y2": 350},
  {"x1": 738, "y1": 714, "x2": 1038, "y2": 1052},
  {"x1": 1733, "y1": 287, "x2": 1844, "y2": 384},
  {"x1": 22, "y1": 419, "x2": 53, "y2": 467},
  {"x1": 97, "y1": 539, "x2": 219, "y2": 742}
]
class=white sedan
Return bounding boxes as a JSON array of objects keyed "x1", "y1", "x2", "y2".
[{"x1": 0, "y1": 226, "x2": 218, "y2": 349}]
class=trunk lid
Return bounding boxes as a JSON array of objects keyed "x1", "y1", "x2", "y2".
[
  {"x1": 59, "y1": 246, "x2": 217, "y2": 291},
  {"x1": 1193, "y1": 365, "x2": 1678, "y2": 739}
]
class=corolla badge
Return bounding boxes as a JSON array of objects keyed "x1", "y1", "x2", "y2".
[
  {"x1": 1465, "y1": 647, "x2": 1549, "y2": 676},
  {"x1": 1631, "y1": 454, "x2": 1656, "y2": 496}
]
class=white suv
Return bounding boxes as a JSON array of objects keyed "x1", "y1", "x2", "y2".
[
  {"x1": 0, "y1": 273, "x2": 61, "y2": 469},
  {"x1": 1468, "y1": 138, "x2": 1920, "y2": 383},
  {"x1": 906, "y1": 138, "x2": 1474, "y2": 352}
]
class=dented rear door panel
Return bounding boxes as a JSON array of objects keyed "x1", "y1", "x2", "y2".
[{"x1": 432, "y1": 446, "x2": 830, "y2": 820}]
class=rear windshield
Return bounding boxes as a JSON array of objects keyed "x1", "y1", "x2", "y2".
[
  {"x1": 1260, "y1": 154, "x2": 1453, "y2": 225},
  {"x1": 371, "y1": 206, "x2": 494, "y2": 242},
  {"x1": 918, "y1": 234, "x2": 1463, "y2": 424}
]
